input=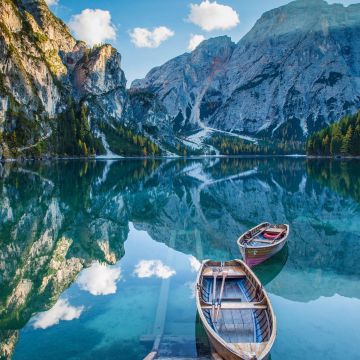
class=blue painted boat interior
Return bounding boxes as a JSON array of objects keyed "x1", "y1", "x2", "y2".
[{"x1": 200, "y1": 277, "x2": 268, "y2": 343}]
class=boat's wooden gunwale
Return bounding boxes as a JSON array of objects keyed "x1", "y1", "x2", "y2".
[{"x1": 195, "y1": 259, "x2": 277, "y2": 360}]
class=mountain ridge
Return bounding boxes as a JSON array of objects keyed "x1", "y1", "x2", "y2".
[
  {"x1": 0, "y1": 0, "x2": 178, "y2": 159},
  {"x1": 133, "y1": 0, "x2": 360, "y2": 141},
  {"x1": 1, "y1": 0, "x2": 360, "y2": 158}
]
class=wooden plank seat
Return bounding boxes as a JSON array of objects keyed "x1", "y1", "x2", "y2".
[
  {"x1": 201, "y1": 302, "x2": 267, "y2": 310},
  {"x1": 250, "y1": 238, "x2": 275, "y2": 244},
  {"x1": 265, "y1": 227, "x2": 283, "y2": 233},
  {"x1": 202, "y1": 266, "x2": 247, "y2": 278}
]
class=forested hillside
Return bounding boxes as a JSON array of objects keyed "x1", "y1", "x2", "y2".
[{"x1": 306, "y1": 110, "x2": 360, "y2": 156}]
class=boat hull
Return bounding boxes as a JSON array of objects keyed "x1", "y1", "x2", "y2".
[
  {"x1": 203, "y1": 326, "x2": 269, "y2": 360},
  {"x1": 237, "y1": 223, "x2": 289, "y2": 267},
  {"x1": 196, "y1": 260, "x2": 276, "y2": 360},
  {"x1": 240, "y1": 240, "x2": 286, "y2": 267}
]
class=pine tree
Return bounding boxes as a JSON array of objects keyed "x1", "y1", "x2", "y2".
[
  {"x1": 306, "y1": 110, "x2": 360, "y2": 156},
  {"x1": 330, "y1": 126, "x2": 342, "y2": 155},
  {"x1": 79, "y1": 103, "x2": 90, "y2": 141},
  {"x1": 322, "y1": 134, "x2": 330, "y2": 155},
  {"x1": 353, "y1": 124, "x2": 360, "y2": 155},
  {"x1": 341, "y1": 126, "x2": 353, "y2": 155}
]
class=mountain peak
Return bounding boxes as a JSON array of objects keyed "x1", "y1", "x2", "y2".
[
  {"x1": 132, "y1": 0, "x2": 360, "y2": 140},
  {"x1": 241, "y1": 0, "x2": 360, "y2": 44},
  {"x1": 18, "y1": 0, "x2": 76, "y2": 53},
  {"x1": 293, "y1": 0, "x2": 327, "y2": 5},
  {"x1": 194, "y1": 35, "x2": 234, "y2": 51}
]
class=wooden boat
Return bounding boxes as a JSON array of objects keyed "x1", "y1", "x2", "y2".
[
  {"x1": 196, "y1": 260, "x2": 276, "y2": 360},
  {"x1": 237, "y1": 223, "x2": 289, "y2": 267}
]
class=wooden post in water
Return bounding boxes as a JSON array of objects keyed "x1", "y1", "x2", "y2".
[{"x1": 147, "y1": 230, "x2": 176, "y2": 357}]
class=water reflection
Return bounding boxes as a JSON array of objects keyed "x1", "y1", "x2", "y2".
[
  {"x1": 76, "y1": 262, "x2": 121, "y2": 296},
  {"x1": 31, "y1": 299, "x2": 84, "y2": 330},
  {"x1": 0, "y1": 158, "x2": 360, "y2": 359},
  {"x1": 255, "y1": 245, "x2": 289, "y2": 286}
]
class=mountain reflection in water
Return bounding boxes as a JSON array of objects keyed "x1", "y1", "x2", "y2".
[{"x1": 0, "y1": 158, "x2": 360, "y2": 360}]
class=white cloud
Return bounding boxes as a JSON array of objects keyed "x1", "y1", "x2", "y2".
[
  {"x1": 77, "y1": 262, "x2": 121, "y2": 296},
  {"x1": 188, "y1": 1, "x2": 239, "y2": 32},
  {"x1": 185, "y1": 281, "x2": 197, "y2": 298},
  {"x1": 68, "y1": 9, "x2": 116, "y2": 47},
  {"x1": 188, "y1": 34, "x2": 205, "y2": 51},
  {"x1": 33, "y1": 299, "x2": 83, "y2": 329},
  {"x1": 188, "y1": 255, "x2": 201, "y2": 272},
  {"x1": 45, "y1": 0, "x2": 58, "y2": 5},
  {"x1": 134, "y1": 260, "x2": 176, "y2": 279},
  {"x1": 129, "y1": 27, "x2": 174, "y2": 48}
]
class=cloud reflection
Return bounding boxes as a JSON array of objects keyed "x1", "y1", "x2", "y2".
[
  {"x1": 185, "y1": 281, "x2": 197, "y2": 299},
  {"x1": 33, "y1": 299, "x2": 83, "y2": 329},
  {"x1": 77, "y1": 262, "x2": 121, "y2": 296},
  {"x1": 188, "y1": 255, "x2": 201, "y2": 272},
  {"x1": 134, "y1": 260, "x2": 175, "y2": 279}
]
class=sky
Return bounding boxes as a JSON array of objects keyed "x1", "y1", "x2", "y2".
[{"x1": 48, "y1": 0, "x2": 359, "y2": 85}]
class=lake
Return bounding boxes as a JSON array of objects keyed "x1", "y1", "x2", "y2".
[{"x1": 1, "y1": 158, "x2": 360, "y2": 360}]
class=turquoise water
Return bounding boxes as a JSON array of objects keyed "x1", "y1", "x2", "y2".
[{"x1": 0, "y1": 158, "x2": 360, "y2": 360}]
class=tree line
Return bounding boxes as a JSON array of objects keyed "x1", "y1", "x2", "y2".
[
  {"x1": 55, "y1": 100, "x2": 103, "y2": 156},
  {"x1": 207, "y1": 135, "x2": 304, "y2": 155},
  {"x1": 96, "y1": 120, "x2": 161, "y2": 157},
  {"x1": 306, "y1": 110, "x2": 360, "y2": 156},
  {"x1": 1, "y1": 97, "x2": 162, "y2": 158}
]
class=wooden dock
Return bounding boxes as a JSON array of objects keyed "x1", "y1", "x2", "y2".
[{"x1": 142, "y1": 230, "x2": 222, "y2": 360}]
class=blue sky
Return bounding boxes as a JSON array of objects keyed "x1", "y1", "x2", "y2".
[{"x1": 49, "y1": 0, "x2": 358, "y2": 84}]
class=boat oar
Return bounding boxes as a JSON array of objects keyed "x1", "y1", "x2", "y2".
[
  {"x1": 246, "y1": 225, "x2": 271, "y2": 243},
  {"x1": 211, "y1": 268, "x2": 219, "y2": 319},
  {"x1": 215, "y1": 271, "x2": 228, "y2": 321}
]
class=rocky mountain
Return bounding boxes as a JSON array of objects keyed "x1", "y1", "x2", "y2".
[
  {"x1": 132, "y1": 0, "x2": 360, "y2": 141},
  {"x1": 0, "y1": 0, "x2": 176, "y2": 159},
  {"x1": 132, "y1": 36, "x2": 235, "y2": 132},
  {"x1": 1, "y1": 0, "x2": 360, "y2": 159}
]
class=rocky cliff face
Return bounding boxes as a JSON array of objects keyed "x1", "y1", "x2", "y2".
[
  {"x1": 0, "y1": 0, "x2": 173, "y2": 159},
  {"x1": 1, "y1": 0, "x2": 360, "y2": 157},
  {"x1": 0, "y1": 0, "x2": 120, "y2": 157},
  {"x1": 132, "y1": 36, "x2": 235, "y2": 132},
  {"x1": 0, "y1": 0, "x2": 67, "y2": 120},
  {"x1": 132, "y1": 0, "x2": 360, "y2": 140}
]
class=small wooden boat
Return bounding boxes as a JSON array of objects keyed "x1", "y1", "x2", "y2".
[
  {"x1": 196, "y1": 260, "x2": 276, "y2": 360},
  {"x1": 237, "y1": 223, "x2": 289, "y2": 267}
]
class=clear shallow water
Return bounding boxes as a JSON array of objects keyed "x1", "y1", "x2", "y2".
[{"x1": 0, "y1": 158, "x2": 360, "y2": 360}]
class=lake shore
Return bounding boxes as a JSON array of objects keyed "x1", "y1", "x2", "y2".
[
  {"x1": 1, "y1": 154, "x2": 307, "y2": 163},
  {"x1": 3, "y1": 153, "x2": 360, "y2": 163}
]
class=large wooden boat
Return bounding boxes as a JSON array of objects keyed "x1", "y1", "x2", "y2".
[
  {"x1": 237, "y1": 223, "x2": 289, "y2": 267},
  {"x1": 196, "y1": 260, "x2": 276, "y2": 360}
]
